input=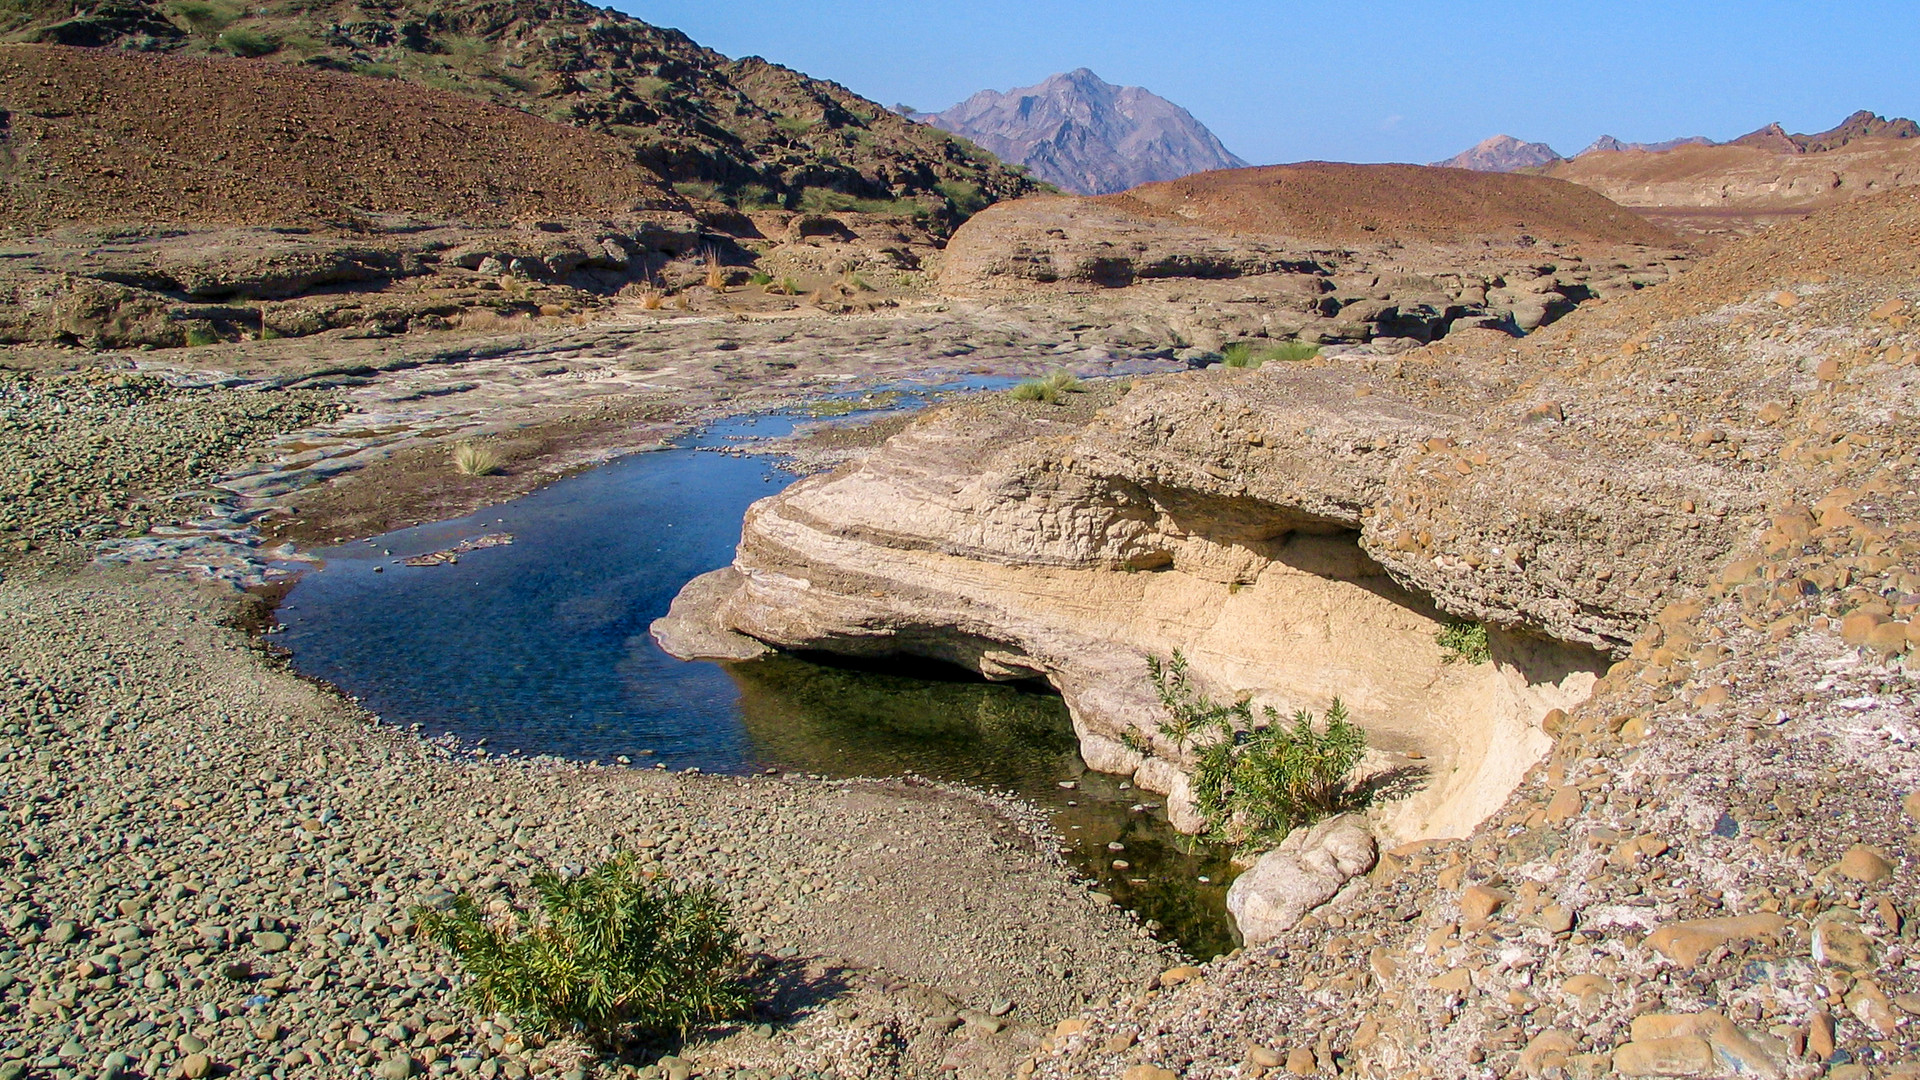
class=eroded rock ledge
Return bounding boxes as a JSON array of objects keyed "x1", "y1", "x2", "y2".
[{"x1": 659, "y1": 343, "x2": 1763, "y2": 845}]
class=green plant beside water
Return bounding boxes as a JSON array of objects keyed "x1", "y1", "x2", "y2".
[
  {"x1": 1220, "y1": 340, "x2": 1320, "y2": 369},
  {"x1": 1147, "y1": 651, "x2": 1370, "y2": 850},
  {"x1": 1009, "y1": 370, "x2": 1083, "y2": 405},
  {"x1": 413, "y1": 853, "x2": 750, "y2": 1045},
  {"x1": 1436, "y1": 621, "x2": 1491, "y2": 665}
]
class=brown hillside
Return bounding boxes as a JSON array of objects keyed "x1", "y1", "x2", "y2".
[
  {"x1": 0, "y1": 44, "x2": 676, "y2": 230},
  {"x1": 1542, "y1": 136, "x2": 1920, "y2": 242},
  {"x1": 1099, "y1": 161, "x2": 1676, "y2": 247}
]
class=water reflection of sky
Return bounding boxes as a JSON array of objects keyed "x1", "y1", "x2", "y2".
[{"x1": 275, "y1": 378, "x2": 1237, "y2": 956}]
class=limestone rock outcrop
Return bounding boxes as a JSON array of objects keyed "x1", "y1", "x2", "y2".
[
  {"x1": 1224, "y1": 816, "x2": 1377, "y2": 945},
  {"x1": 664, "y1": 297, "x2": 1775, "y2": 842}
]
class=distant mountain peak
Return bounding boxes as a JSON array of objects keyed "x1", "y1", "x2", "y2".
[
  {"x1": 924, "y1": 70, "x2": 1248, "y2": 195},
  {"x1": 1432, "y1": 135, "x2": 1564, "y2": 173},
  {"x1": 1578, "y1": 134, "x2": 1714, "y2": 157}
]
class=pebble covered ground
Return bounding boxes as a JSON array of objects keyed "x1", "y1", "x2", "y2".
[
  {"x1": 0, "y1": 571, "x2": 1172, "y2": 1080},
  {"x1": 0, "y1": 328, "x2": 1180, "y2": 1080}
]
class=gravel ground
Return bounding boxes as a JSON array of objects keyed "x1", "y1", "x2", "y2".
[
  {"x1": 0, "y1": 569, "x2": 1174, "y2": 1080},
  {"x1": 0, "y1": 329, "x2": 1180, "y2": 1080}
]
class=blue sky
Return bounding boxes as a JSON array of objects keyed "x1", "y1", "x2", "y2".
[{"x1": 623, "y1": 1, "x2": 1918, "y2": 165}]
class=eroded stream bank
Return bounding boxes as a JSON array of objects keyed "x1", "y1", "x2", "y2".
[{"x1": 269, "y1": 392, "x2": 1241, "y2": 958}]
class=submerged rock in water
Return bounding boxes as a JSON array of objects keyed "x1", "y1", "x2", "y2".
[
  {"x1": 1224, "y1": 815, "x2": 1377, "y2": 945},
  {"x1": 651, "y1": 566, "x2": 774, "y2": 661}
]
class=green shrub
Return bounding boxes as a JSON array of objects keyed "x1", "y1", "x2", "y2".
[
  {"x1": 413, "y1": 853, "x2": 749, "y2": 1044},
  {"x1": 1220, "y1": 340, "x2": 1320, "y2": 369},
  {"x1": 772, "y1": 115, "x2": 813, "y2": 136},
  {"x1": 352, "y1": 61, "x2": 400, "y2": 79},
  {"x1": 1008, "y1": 369, "x2": 1083, "y2": 405},
  {"x1": 1148, "y1": 651, "x2": 1371, "y2": 849},
  {"x1": 935, "y1": 179, "x2": 991, "y2": 219},
  {"x1": 216, "y1": 26, "x2": 276, "y2": 56},
  {"x1": 746, "y1": 271, "x2": 773, "y2": 287},
  {"x1": 164, "y1": 0, "x2": 238, "y2": 36},
  {"x1": 796, "y1": 187, "x2": 905, "y2": 215},
  {"x1": 182, "y1": 326, "x2": 219, "y2": 347},
  {"x1": 1435, "y1": 621, "x2": 1491, "y2": 665}
]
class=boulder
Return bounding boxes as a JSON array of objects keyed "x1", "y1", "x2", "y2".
[{"x1": 1225, "y1": 815, "x2": 1377, "y2": 945}]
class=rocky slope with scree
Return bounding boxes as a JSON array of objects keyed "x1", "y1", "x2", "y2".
[{"x1": 9, "y1": 0, "x2": 1038, "y2": 219}]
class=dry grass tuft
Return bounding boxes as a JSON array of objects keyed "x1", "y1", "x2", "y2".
[{"x1": 451, "y1": 440, "x2": 504, "y2": 477}]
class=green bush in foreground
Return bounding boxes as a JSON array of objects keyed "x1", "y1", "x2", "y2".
[
  {"x1": 1220, "y1": 340, "x2": 1320, "y2": 368},
  {"x1": 1009, "y1": 369, "x2": 1083, "y2": 405},
  {"x1": 1148, "y1": 651, "x2": 1370, "y2": 849},
  {"x1": 1436, "y1": 621, "x2": 1491, "y2": 665},
  {"x1": 413, "y1": 853, "x2": 750, "y2": 1045}
]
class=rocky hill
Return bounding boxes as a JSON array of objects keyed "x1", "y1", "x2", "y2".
[
  {"x1": 1544, "y1": 133, "x2": 1920, "y2": 242},
  {"x1": 919, "y1": 69, "x2": 1248, "y2": 195},
  {"x1": 1432, "y1": 134, "x2": 1563, "y2": 173},
  {"x1": 0, "y1": 44, "x2": 673, "y2": 229},
  {"x1": 10, "y1": 0, "x2": 1040, "y2": 221},
  {"x1": 937, "y1": 163, "x2": 1687, "y2": 351},
  {"x1": 673, "y1": 184, "x2": 1920, "y2": 1080},
  {"x1": 1730, "y1": 109, "x2": 1919, "y2": 153},
  {"x1": 1106, "y1": 162, "x2": 1670, "y2": 246}
]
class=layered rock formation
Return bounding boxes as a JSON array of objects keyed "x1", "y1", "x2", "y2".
[
  {"x1": 920, "y1": 69, "x2": 1248, "y2": 195},
  {"x1": 934, "y1": 165, "x2": 1689, "y2": 349}
]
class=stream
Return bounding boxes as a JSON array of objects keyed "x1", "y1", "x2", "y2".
[{"x1": 271, "y1": 380, "x2": 1238, "y2": 958}]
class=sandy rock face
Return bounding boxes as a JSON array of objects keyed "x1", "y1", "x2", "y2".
[{"x1": 1225, "y1": 816, "x2": 1378, "y2": 945}]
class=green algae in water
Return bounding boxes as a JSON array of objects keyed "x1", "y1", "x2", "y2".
[{"x1": 727, "y1": 654, "x2": 1239, "y2": 959}]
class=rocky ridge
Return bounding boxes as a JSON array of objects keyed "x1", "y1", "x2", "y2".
[
  {"x1": 920, "y1": 70, "x2": 1248, "y2": 196},
  {"x1": 674, "y1": 187, "x2": 1920, "y2": 1077}
]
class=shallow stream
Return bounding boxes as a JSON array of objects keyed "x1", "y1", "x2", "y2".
[{"x1": 273, "y1": 382, "x2": 1238, "y2": 958}]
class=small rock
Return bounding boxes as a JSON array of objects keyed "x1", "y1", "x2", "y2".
[
  {"x1": 1644, "y1": 913, "x2": 1786, "y2": 968},
  {"x1": 1123, "y1": 1067, "x2": 1178, "y2": 1080},
  {"x1": 1834, "y1": 844, "x2": 1894, "y2": 883},
  {"x1": 1611, "y1": 1036, "x2": 1715, "y2": 1077},
  {"x1": 1159, "y1": 965, "x2": 1201, "y2": 988},
  {"x1": 178, "y1": 1054, "x2": 213, "y2": 1080},
  {"x1": 1813, "y1": 915, "x2": 1877, "y2": 970},
  {"x1": 252, "y1": 931, "x2": 290, "y2": 953},
  {"x1": 374, "y1": 1054, "x2": 417, "y2": 1080},
  {"x1": 1459, "y1": 884, "x2": 1509, "y2": 928},
  {"x1": 1285, "y1": 1047, "x2": 1317, "y2": 1076}
]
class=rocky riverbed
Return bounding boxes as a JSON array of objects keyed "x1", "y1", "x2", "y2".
[
  {"x1": 0, "y1": 568, "x2": 1176, "y2": 1080},
  {"x1": 0, "y1": 306, "x2": 1218, "y2": 1080}
]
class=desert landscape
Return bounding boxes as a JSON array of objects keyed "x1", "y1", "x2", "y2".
[{"x1": 1, "y1": 4, "x2": 1918, "y2": 1080}]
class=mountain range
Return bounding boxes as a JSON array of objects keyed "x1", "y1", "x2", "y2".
[
  {"x1": 914, "y1": 69, "x2": 1247, "y2": 196},
  {"x1": 1438, "y1": 110, "x2": 1919, "y2": 172}
]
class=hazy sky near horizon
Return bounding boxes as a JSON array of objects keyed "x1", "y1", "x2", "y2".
[{"x1": 624, "y1": 1, "x2": 1918, "y2": 165}]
